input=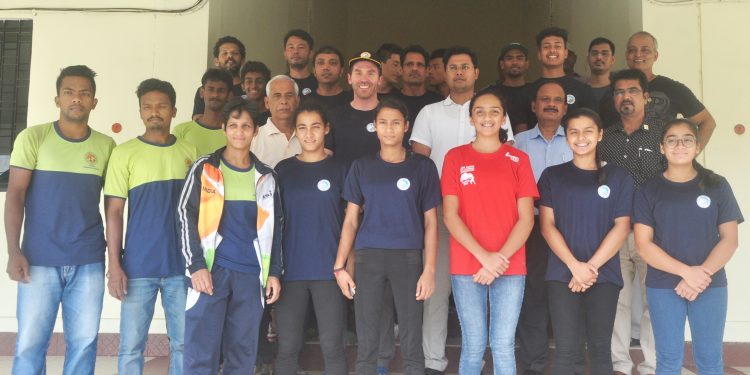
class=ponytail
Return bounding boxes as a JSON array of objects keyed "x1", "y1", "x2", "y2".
[
  {"x1": 595, "y1": 150, "x2": 608, "y2": 185},
  {"x1": 693, "y1": 159, "x2": 721, "y2": 190}
]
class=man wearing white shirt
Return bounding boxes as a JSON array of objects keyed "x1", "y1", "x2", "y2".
[{"x1": 251, "y1": 75, "x2": 301, "y2": 167}]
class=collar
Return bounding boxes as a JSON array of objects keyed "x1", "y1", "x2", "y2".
[
  {"x1": 264, "y1": 118, "x2": 296, "y2": 137},
  {"x1": 442, "y1": 95, "x2": 470, "y2": 107},
  {"x1": 529, "y1": 123, "x2": 565, "y2": 140}
]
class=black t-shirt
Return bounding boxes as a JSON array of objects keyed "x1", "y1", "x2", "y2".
[
  {"x1": 487, "y1": 82, "x2": 531, "y2": 134},
  {"x1": 377, "y1": 87, "x2": 399, "y2": 100},
  {"x1": 326, "y1": 105, "x2": 379, "y2": 166},
  {"x1": 395, "y1": 90, "x2": 444, "y2": 146},
  {"x1": 192, "y1": 83, "x2": 244, "y2": 117},
  {"x1": 591, "y1": 85, "x2": 610, "y2": 110},
  {"x1": 303, "y1": 90, "x2": 353, "y2": 117},
  {"x1": 291, "y1": 74, "x2": 318, "y2": 98},
  {"x1": 526, "y1": 75, "x2": 597, "y2": 126}
]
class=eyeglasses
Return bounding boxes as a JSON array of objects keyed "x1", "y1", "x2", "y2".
[
  {"x1": 614, "y1": 88, "x2": 643, "y2": 97},
  {"x1": 663, "y1": 136, "x2": 696, "y2": 148}
]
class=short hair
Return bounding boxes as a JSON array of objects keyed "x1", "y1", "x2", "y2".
[
  {"x1": 534, "y1": 80, "x2": 567, "y2": 100},
  {"x1": 283, "y1": 29, "x2": 314, "y2": 50},
  {"x1": 374, "y1": 97, "x2": 410, "y2": 124},
  {"x1": 469, "y1": 88, "x2": 509, "y2": 143},
  {"x1": 313, "y1": 45, "x2": 345, "y2": 67},
  {"x1": 136, "y1": 78, "x2": 176, "y2": 107},
  {"x1": 629, "y1": 31, "x2": 659, "y2": 52},
  {"x1": 375, "y1": 43, "x2": 404, "y2": 64},
  {"x1": 400, "y1": 45, "x2": 429, "y2": 66},
  {"x1": 292, "y1": 100, "x2": 330, "y2": 128},
  {"x1": 429, "y1": 48, "x2": 447, "y2": 62},
  {"x1": 201, "y1": 68, "x2": 234, "y2": 89},
  {"x1": 443, "y1": 46, "x2": 478, "y2": 67},
  {"x1": 611, "y1": 68, "x2": 649, "y2": 93},
  {"x1": 265, "y1": 75, "x2": 300, "y2": 97},
  {"x1": 56, "y1": 65, "x2": 97, "y2": 95},
  {"x1": 240, "y1": 61, "x2": 271, "y2": 82},
  {"x1": 213, "y1": 35, "x2": 246, "y2": 60},
  {"x1": 588, "y1": 37, "x2": 615, "y2": 55},
  {"x1": 221, "y1": 96, "x2": 261, "y2": 127},
  {"x1": 536, "y1": 26, "x2": 569, "y2": 47}
]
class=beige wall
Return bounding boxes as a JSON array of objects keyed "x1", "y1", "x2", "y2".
[{"x1": 0, "y1": 3, "x2": 210, "y2": 333}]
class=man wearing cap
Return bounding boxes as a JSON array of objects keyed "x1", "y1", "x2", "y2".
[
  {"x1": 488, "y1": 42, "x2": 532, "y2": 133},
  {"x1": 375, "y1": 43, "x2": 403, "y2": 98},
  {"x1": 398, "y1": 45, "x2": 443, "y2": 141},
  {"x1": 283, "y1": 29, "x2": 318, "y2": 98},
  {"x1": 586, "y1": 37, "x2": 617, "y2": 108}
]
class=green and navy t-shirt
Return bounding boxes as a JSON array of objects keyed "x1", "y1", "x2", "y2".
[
  {"x1": 172, "y1": 120, "x2": 226, "y2": 156},
  {"x1": 104, "y1": 136, "x2": 199, "y2": 278},
  {"x1": 214, "y1": 158, "x2": 260, "y2": 274},
  {"x1": 9, "y1": 122, "x2": 116, "y2": 266}
]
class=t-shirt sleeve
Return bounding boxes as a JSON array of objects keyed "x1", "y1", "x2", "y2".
[
  {"x1": 537, "y1": 169, "x2": 553, "y2": 208},
  {"x1": 9, "y1": 128, "x2": 39, "y2": 170},
  {"x1": 103, "y1": 147, "x2": 130, "y2": 199},
  {"x1": 409, "y1": 106, "x2": 432, "y2": 147},
  {"x1": 614, "y1": 170, "x2": 635, "y2": 218},
  {"x1": 440, "y1": 149, "x2": 459, "y2": 196},
  {"x1": 172, "y1": 123, "x2": 185, "y2": 138},
  {"x1": 716, "y1": 178, "x2": 744, "y2": 225},
  {"x1": 420, "y1": 158, "x2": 442, "y2": 212},
  {"x1": 516, "y1": 153, "x2": 539, "y2": 199},
  {"x1": 342, "y1": 160, "x2": 364, "y2": 205},
  {"x1": 632, "y1": 186, "x2": 655, "y2": 227},
  {"x1": 669, "y1": 80, "x2": 705, "y2": 118}
]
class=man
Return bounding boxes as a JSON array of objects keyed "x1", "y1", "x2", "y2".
[
  {"x1": 527, "y1": 27, "x2": 596, "y2": 125},
  {"x1": 250, "y1": 75, "x2": 301, "y2": 167},
  {"x1": 587, "y1": 37, "x2": 616, "y2": 108},
  {"x1": 239, "y1": 60, "x2": 272, "y2": 125},
  {"x1": 600, "y1": 31, "x2": 716, "y2": 147},
  {"x1": 514, "y1": 82, "x2": 573, "y2": 375},
  {"x1": 6, "y1": 65, "x2": 116, "y2": 374},
  {"x1": 375, "y1": 43, "x2": 403, "y2": 97},
  {"x1": 410, "y1": 46, "x2": 514, "y2": 375},
  {"x1": 426, "y1": 48, "x2": 449, "y2": 98},
  {"x1": 173, "y1": 69, "x2": 233, "y2": 156},
  {"x1": 284, "y1": 29, "x2": 317, "y2": 97},
  {"x1": 105, "y1": 79, "x2": 198, "y2": 375},
  {"x1": 600, "y1": 69, "x2": 665, "y2": 375},
  {"x1": 489, "y1": 42, "x2": 532, "y2": 133},
  {"x1": 306, "y1": 45, "x2": 353, "y2": 111},
  {"x1": 192, "y1": 36, "x2": 246, "y2": 117},
  {"x1": 398, "y1": 45, "x2": 443, "y2": 136}
]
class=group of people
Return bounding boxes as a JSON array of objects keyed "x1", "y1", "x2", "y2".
[{"x1": 5, "y1": 24, "x2": 743, "y2": 375}]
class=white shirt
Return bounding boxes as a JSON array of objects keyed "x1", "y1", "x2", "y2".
[
  {"x1": 250, "y1": 118, "x2": 301, "y2": 167},
  {"x1": 409, "y1": 96, "x2": 514, "y2": 176}
]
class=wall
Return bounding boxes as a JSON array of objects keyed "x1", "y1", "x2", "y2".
[{"x1": 0, "y1": 1, "x2": 210, "y2": 333}]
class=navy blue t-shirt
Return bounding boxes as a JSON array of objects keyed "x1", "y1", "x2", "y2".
[
  {"x1": 343, "y1": 152, "x2": 441, "y2": 251},
  {"x1": 539, "y1": 162, "x2": 634, "y2": 287},
  {"x1": 276, "y1": 156, "x2": 348, "y2": 281},
  {"x1": 633, "y1": 173, "x2": 744, "y2": 289}
]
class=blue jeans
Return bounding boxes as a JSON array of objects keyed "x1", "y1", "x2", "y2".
[
  {"x1": 119, "y1": 275, "x2": 187, "y2": 375},
  {"x1": 451, "y1": 275, "x2": 525, "y2": 375},
  {"x1": 13, "y1": 262, "x2": 104, "y2": 375},
  {"x1": 647, "y1": 286, "x2": 727, "y2": 375}
]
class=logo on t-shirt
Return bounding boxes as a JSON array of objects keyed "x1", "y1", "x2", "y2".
[
  {"x1": 185, "y1": 158, "x2": 193, "y2": 168},
  {"x1": 566, "y1": 94, "x2": 576, "y2": 105},
  {"x1": 84, "y1": 152, "x2": 98, "y2": 168},
  {"x1": 696, "y1": 195, "x2": 711, "y2": 208},
  {"x1": 505, "y1": 152, "x2": 519, "y2": 163},
  {"x1": 397, "y1": 178, "x2": 411, "y2": 191},
  {"x1": 459, "y1": 165, "x2": 476, "y2": 186},
  {"x1": 302, "y1": 88, "x2": 312, "y2": 96},
  {"x1": 317, "y1": 179, "x2": 331, "y2": 192},
  {"x1": 366, "y1": 123, "x2": 376, "y2": 133},
  {"x1": 597, "y1": 185, "x2": 611, "y2": 199}
]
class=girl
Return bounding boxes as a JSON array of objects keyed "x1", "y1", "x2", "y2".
[
  {"x1": 274, "y1": 102, "x2": 348, "y2": 375},
  {"x1": 179, "y1": 97, "x2": 282, "y2": 375},
  {"x1": 538, "y1": 108, "x2": 633, "y2": 374},
  {"x1": 333, "y1": 97, "x2": 440, "y2": 375},
  {"x1": 441, "y1": 88, "x2": 537, "y2": 375},
  {"x1": 634, "y1": 118, "x2": 743, "y2": 375}
]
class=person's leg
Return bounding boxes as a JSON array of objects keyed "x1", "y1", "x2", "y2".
[
  {"x1": 583, "y1": 283, "x2": 620, "y2": 375},
  {"x1": 517, "y1": 221, "x2": 550, "y2": 374},
  {"x1": 255, "y1": 303, "x2": 274, "y2": 370},
  {"x1": 13, "y1": 266, "x2": 63, "y2": 375},
  {"x1": 310, "y1": 280, "x2": 348, "y2": 375},
  {"x1": 451, "y1": 275, "x2": 488, "y2": 375},
  {"x1": 118, "y1": 278, "x2": 159, "y2": 375},
  {"x1": 633, "y1": 248, "x2": 656, "y2": 375},
  {"x1": 422, "y1": 214, "x2": 451, "y2": 373},
  {"x1": 387, "y1": 250, "x2": 424, "y2": 375},
  {"x1": 60, "y1": 262, "x2": 104, "y2": 375},
  {"x1": 687, "y1": 287, "x2": 727, "y2": 375},
  {"x1": 612, "y1": 232, "x2": 636, "y2": 374},
  {"x1": 489, "y1": 275, "x2": 525, "y2": 375},
  {"x1": 160, "y1": 275, "x2": 188, "y2": 375},
  {"x1": 354, "y1": 249, "x2": 388, "y2": 375},
  {"x1": 184, "y1": 266, "x2": 230, "y2": 375},
  {"x1": 274, "y1": 281, "x2": 311, "y2": 375},
  {"x1": 646, "y1": 287, "x2": 687, "y2": 375},
  {"x1": 376, "y1": 281, "x2": 395, "y2": 373},
  {"x1": 221, "y1": 269, "x2": 264, "y2": 375},
  {"x1": 547, "y1": 281, "x2": 582, "y2": 375}
]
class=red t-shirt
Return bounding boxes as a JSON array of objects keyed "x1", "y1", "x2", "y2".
[{"x1": 441, "y1": 143, "x2": 539, "y2": 275}]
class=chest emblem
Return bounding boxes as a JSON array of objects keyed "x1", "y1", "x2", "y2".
[
  {"x1": 397, "y1": 178, "x2": 411, "y2": 191},
  {"x1": 317, "y1": 179, "x2": 331, "y2": 192},
  {"x1": 696, "y1": 195, "x2": 711, "y2": 208},
  {"x1": 366, "y1": 122, "x2": 376, "y2": 133},
  {"x1": 566, "y1": 94, "x2": 576, "y2": 105},
  {"x1": 598, "y1": 185, "x2": 611, "y2": 199},
  {"x1": 84, "y1": 152, "x2": 98, "y2": 167}
]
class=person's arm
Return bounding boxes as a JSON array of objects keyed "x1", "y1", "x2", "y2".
[
  {"x1": 333, "y1": 202, "x2": 360, "y2": 299},
  {"x1": 539, "y1": 205, "x2": 599, "y2": 289},
  {"x1": 5, "y1": 167, "x2": 31, "y2": 283},
  {"x1": 416, "y1": 207, "x2": 438, "y2": 300},
  {"x1": 496, "y1": 196, "x2": 536, "y2": 264},
  {"x1": 105, "y1": 197, "x2": 128, "y2": 300},
  {"x1": 690, "y1": 109, "x2": 716, "y2": 148},
  {"x1": 411, "y1": 142, "x2": 431, "y2": 157},
  {"x1": 701, "y1": 221, "x2": 739, "y2": 277},
  {"x1": 265, "y1": 176, "x2": 284, "y2": 304},
  {"x1": 588, "y1": 216, "x2": 631, "y2": 271}
]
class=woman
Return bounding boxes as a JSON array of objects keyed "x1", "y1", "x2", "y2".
[
  {"x1": 441, "y1": 88, "x2": 537, "y2": 375},
  {"x1": 333, "y1": 97, "x2": 440, "y2": 375},
  {"x1": 634, "y1": 118, "x2": 743, "y2": 374},
  {"x1": 178, "y1": 97, "x2": 282, "y2": 375},
  {"x1": 538, "y1": 108, "x2": 633, "y2": 374},
  {"x1": 274, "y1": 102, "x2": 348, "y2": 375}
]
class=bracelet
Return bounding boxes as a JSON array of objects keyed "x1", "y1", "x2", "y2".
[{"x1": 333, "y1": 267, "x2": 345, "y2": 275}]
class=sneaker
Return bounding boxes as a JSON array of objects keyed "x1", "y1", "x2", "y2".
[{"x1": 376, "y1": 366, "x2": 389, "y2": 375}]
